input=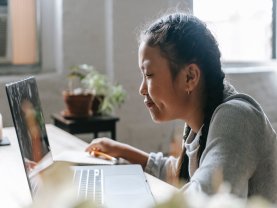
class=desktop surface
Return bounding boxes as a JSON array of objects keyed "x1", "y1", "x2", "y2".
[{"x1": 0, "y1": 124, "x2": 176, "y2": 208}]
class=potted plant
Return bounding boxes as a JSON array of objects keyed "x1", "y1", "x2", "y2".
[
  {"x1": 81, "y1": 65, "x2": 127, "y2": 115},
  {"x1": 62, "y1": 64, "x2": 94, "y2": 118},
  {"x1": 63, "y1": 64, "x2": 127, "y2": 117},
  {"x1": 99, "y1": 84, "x2": 127, "y2": 115}
]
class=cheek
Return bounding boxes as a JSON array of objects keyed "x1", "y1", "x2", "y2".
[
  {"x1": 147, "y1": 77, "x2": 178, "y2": 105},
  {"x1": 150, "y1": 85, "x2": 175, "y2": 106},
  {"x1": 147, "y1": 82, "x2": 162, "y2": 99}
]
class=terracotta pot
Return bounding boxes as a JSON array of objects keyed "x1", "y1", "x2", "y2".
[
  {"x1": 92, "y1": 94, "x2": 105, "y2": 115},
  {"x1": 63, "y1": 91, "x2": 94, "y2": 117}
]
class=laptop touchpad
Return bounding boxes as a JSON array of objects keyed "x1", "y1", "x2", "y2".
[{"x1": 105, "y1": 175, "x2": 149, "y2": 195}]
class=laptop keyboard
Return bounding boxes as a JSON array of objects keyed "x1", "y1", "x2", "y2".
[{"x1": 73, "y1": 168, "x2": 104, "y2": 207}]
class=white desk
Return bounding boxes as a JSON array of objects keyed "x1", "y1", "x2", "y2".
[{"x1": 0, "y1": 124, "x2": 176, "y2": 208}]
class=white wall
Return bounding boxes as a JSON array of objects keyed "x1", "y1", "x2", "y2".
[{"x1": 63, "y1": 0, "x2": 106, "y2": 74}]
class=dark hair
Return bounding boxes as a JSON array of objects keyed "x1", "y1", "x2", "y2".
[{"x1": 140, "y1": 13, "x2": 225, "y2": 181}]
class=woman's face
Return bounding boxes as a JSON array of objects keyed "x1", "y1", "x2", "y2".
[{"x1": 138, "y1": 42, "x2": 189, "y2": 122}]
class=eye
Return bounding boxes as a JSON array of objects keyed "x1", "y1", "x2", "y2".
[{"x1": 145, "y1": 73, "x2": 153, "y2": 78}]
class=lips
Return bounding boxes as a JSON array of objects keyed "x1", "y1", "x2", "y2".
[{"x1": 144, "y1": 99, "x2": 155, "y2": 108}]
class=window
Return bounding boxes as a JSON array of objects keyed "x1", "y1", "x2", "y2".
[
  {"x1": 193, "y1": 0, "x2": 275, "y2": 70},
  {"x1": 10, "y1": 0, "x2": 38, "y2": 65},
  {"x1": 0, "y1": 0, "x2": 40, "y2": 74}
]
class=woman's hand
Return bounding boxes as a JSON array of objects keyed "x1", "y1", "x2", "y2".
[
  {"x1": 85, "y1": 137, "x2": 125, "y2": 158},
  {"x1": 85, "y1": 137, "x2": 149, "y2": 169}
]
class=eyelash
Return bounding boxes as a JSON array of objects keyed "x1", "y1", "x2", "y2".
[{"x1": 145, "y1": 73, "x2": 153, "y2": 78}]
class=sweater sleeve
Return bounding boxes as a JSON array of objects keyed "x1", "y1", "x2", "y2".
[
  {"x1": 145, "y1": 152, "x2": 179, "y2": 184},
  {"x1": 184, "y1": 99, "x2": 261, "y2": 198}
]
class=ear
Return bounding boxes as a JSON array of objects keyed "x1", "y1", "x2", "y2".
[{"x1": 183, "y1": 63, "x2": 201, "y2": 93}]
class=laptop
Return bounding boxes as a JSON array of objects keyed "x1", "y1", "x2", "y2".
[{"x1": 5, "y1": 76, "x2": 155, "y2": 208}]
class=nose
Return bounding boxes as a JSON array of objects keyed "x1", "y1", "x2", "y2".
[{"x1": 139, "y1": 78, "x2": 147, "y2": 96}]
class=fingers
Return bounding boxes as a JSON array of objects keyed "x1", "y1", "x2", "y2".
[
  {"x1": 85, "y1": 137, "x2": 108, "y2": 152},
  {"x1": 85, "y1": 145, "x2": 101, "y2": 152}
]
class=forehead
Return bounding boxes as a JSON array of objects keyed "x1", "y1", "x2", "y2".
[
  {"x1": 139, "y1": 41, "x2": 153, "y2": 56},
  {"x1": 138, "y1": 42, "x2": 163, "y2": 64}
]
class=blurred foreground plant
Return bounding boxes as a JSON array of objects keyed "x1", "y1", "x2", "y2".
[
  {"x1": 27, "y1": 162, "x2": 276, "y2": 208},
  {"x1": 154, "y1": 184, "x2": 276, "y2": 208}
]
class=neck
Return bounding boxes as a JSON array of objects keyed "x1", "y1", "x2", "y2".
[
  {"x1": 185, "y1": 107, "x2": 204, "y2": 133},
  {"x1": 183, "y1": 89, "x2": 205, "y2": 133}
]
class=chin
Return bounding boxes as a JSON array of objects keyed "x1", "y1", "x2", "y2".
[
  {"x1": 152, "y1": 119, "x2": 163, "y2": 124},
  {"x1": 150, "y1": 113, "x2": 166, "y2": 123}
]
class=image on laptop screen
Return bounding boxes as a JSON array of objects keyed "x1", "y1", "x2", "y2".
[{"x1": 5, "y1": 76, "x2": 52, "y2": 193}]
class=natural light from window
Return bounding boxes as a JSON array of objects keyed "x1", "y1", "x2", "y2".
[{"x1": 194, "y1": 0, "x2": 272, "y2": 63}]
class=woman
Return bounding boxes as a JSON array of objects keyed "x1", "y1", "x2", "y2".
[{"x1": 86, "y1": 13, "x2": 277, "y2": 202}]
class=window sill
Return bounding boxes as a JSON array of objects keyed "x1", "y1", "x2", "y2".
[
  {"x1": 222, "y1": 61, "x2": 277, "y2": 74},
  {"x1": 0, "y1": 70, "x2": 60, "y2": 83},
  {"x1": 0, "y1": 64, "x2": 42, "y2": 75}
]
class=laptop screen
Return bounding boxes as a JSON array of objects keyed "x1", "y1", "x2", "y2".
[{"x1": 5, "y1": 76, "x2": 52, "y2": 194}]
